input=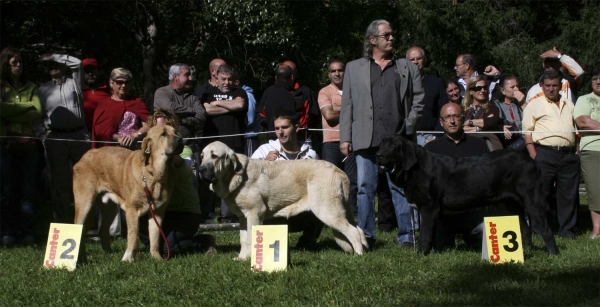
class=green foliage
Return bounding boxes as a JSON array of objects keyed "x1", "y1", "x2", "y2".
[{"x1": 1, "y1": 0, "x2": 598, "y2": 100}]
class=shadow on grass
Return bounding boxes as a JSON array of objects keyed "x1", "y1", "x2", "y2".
[{"x1": 425, "y1": 263, "x2": 600, "y2": 306}]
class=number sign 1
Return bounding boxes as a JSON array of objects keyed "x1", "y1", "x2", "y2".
[
  {"x1": 251, "y1": 225, "x2": 288, "y2": 272},
  {"x1": 43, "y1": 223, "x2": 83, "y2": 271},
  {"x1": 482, "y1": 216, "x2": 524, "y2": 263}
]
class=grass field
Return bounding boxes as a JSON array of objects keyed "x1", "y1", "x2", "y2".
[{"x1": 1, "y1": 204, "x2": 599, "y2": 306}]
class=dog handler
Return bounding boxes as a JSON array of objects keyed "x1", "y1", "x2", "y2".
[{"x1": 138, "y1": 109, "x2": 216, "y2": 256}]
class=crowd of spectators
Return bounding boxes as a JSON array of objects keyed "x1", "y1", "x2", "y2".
[{"x1": 0, "y1": 17, "x2": 598, "y2": 250}]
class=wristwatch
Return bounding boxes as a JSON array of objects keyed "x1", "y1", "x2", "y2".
[
  {"x1": 557, "y1": 53, "x2": 563, "y2": 60},
  {"x1": 469, "y1": 119, "x2": 474, "y2": 127},
  {"x1": 137, "y1": 131, "x2": 143, "y2": 138}
]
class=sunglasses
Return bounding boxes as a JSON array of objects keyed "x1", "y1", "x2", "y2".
[
  {"x1": 112, "y1": 79, "x2": 131, "y2": 86},
  {"x1": 373, "y1": 32, "x2": 395, "y2": 40},
  {"x1": 471, "y1": 85, "x2": 487, "y2": 92}
]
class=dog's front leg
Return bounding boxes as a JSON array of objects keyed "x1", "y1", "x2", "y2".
[
  {"x1": 235, "y1": 217, "x2": 250, "y2": 261},
  {"x1": 148, "y1": 208, "x2": 166, "y2": 260},
  {"x1": 418, "y1": 203, "x2": 439, "y2": 255},
  {"x1": 122, "y1": 208, "x2": 140, "y2": 262}
]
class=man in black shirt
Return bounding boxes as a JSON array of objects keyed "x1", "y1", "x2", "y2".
[
  {"x1": 201, "y1": 64, "x2": 248, "y2": 153},
  {"x1": 424, "y1": 103, "x2": 488, "y2": 250}
]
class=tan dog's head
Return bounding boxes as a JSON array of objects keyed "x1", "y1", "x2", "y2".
[
  {"x1": 141, "y1": 125, "x2": 184, "y2": 165},
  {"x1": 199, "y1": 141, "x2": 247, "y2": 192}
]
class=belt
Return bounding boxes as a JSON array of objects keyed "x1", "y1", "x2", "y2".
[
  {"x1": 537, "y1": 144, "x2": 575, "y2": 152},
  {"x1": 50, "y1": 126, "x2": 84, "y2": 133}
]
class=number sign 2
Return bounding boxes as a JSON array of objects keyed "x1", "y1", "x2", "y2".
[
  {"x1": 482, "y1": 216, "x2": 524, "y2": 263},
  {"x1": 43, "y1": 223, "x2": 83, "y2": 271},
  {"x1": 251, "y1": 225, "x2": 288, "y2": 272}
]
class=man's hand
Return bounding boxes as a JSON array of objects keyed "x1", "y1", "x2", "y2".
[
  {"x1": 265, "y1": 151, "x2": 279, "y2": 161},
  {"x1": 39, "y1": 54, "x2": 53, "y2": 62},
  {"x1": 340, "y1": 142, "x2": 352, "y2": 158},
  {"x1": 541, "y1": 47, "x2": 561, "y2": 59},
  {"x1": 483, "y1": 65, "x2": 500, "y2": 77}
]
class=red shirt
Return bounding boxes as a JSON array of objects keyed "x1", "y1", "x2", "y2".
[{"x1": 83, "y1": 84, "x2": 110, "y2": 131}]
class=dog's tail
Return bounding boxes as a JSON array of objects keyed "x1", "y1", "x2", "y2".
[{"x1": 336, "y1": 170, "x2": 354, "y2": 224}]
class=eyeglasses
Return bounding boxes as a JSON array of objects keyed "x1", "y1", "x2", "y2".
[
  {"x1": 373, "y1": 32, "x2": 395, "y2": 40},
  {"x1": 441, "y1": 114, "x2": 463, "y2": 122},
  {"x1": 112, "y1": 79, "x2": 131, "y2": 86},
  {"x1": 470, "y1": 85, "x2": 487, "y2": 92}
]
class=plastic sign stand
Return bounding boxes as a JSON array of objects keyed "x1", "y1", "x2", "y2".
[
  {"x1": 251, "y1": 225, "x2": 288, "y2": 272},
  {"x1": 43, "y1": 223, "x2": 83, "y2": 271},
  {"x1": 482, "y1": 216, "x2": 524, "y2": 263}
]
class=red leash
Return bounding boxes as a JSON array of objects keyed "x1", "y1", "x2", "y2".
[{"x1": 142, "y1": 173, "x2": 171, "y2": 261}]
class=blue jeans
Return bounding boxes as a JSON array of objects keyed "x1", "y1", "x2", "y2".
[{"x1": 355, "y1": 147, "x2": 414, "y2": 244}]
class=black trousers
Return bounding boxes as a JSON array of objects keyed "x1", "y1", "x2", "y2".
[{"x1": 535, "y1": 146, "x2": 580, "y2": 235}]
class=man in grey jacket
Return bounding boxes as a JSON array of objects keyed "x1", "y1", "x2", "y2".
[{"x1": 339, "y1": 19, "x2": 424, "y2": 249}]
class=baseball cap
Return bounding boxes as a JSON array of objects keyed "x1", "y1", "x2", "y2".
[{"x1": 82, "y1": 58, "x2": 98, "y2": 67}]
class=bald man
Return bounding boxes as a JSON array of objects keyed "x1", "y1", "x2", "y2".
[
  {"x1": 406, "y1": 46, "x2": 448, "y2": 146},
  {"x1": 195, "y1": 58, "x2": 226, "y2": 101},
  {"x1": 424, "y1": 102, "x2": 489, "y2": 251}
]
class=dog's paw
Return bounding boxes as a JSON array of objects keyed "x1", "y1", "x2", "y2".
[
  {"x1": 121, "y1": 252, "x2": 135, "y2": 263},
  {"x1": 233, "y1": 256, "x2": 249, "y2": 261}
]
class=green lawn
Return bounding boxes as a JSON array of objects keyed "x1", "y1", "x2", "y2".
[{"x1": 1, "y1": 205, "x2": 599, "y2": 306}]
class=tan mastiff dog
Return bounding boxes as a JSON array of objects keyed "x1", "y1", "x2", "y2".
[
  {"x1": 199, "y1": 141, "x2": 368, "y2": 260},
  {"x1": 73, "y1": 125, "x2": 183, "y2": 262}
]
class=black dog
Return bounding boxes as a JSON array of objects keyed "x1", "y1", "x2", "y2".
[{"x1": 376, "y1": 135, "x2": 559, "y2": 255}]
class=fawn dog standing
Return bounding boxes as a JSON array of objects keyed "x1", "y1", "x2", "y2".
[{"x1": 73, "y1": 125, "x2": 183, "y2": 262}]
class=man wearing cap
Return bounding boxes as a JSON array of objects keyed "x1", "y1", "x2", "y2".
[
  {"x1": 38, "y1": 53, "x2": 90, "y2": 223},
  {"x1": 81, "y1": 58, "x2": 110, "y2": 131}
]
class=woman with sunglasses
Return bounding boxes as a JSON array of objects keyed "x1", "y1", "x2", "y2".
[
  {"x1": 463, "y1": 76, "x2": 503, "y2": 151},
  {"x1": 91, "y1": 68, "x2": 149, "y2": 149},
  {"x1": 491, "y1": 75, "x2": 525, "y2": 150},
  {"x1": 0, "y1": 47, "x2": 43, "y2": 246}
]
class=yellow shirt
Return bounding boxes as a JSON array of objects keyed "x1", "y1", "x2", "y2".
[{"x1": 522, "y1": 95, "x2": 576, "y2": 147}]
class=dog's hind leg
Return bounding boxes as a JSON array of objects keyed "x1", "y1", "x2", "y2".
[
  {"x1": 73, "y1": 177, "x2": 97, "y2": 263},
  {"x1": 311, "y1": 206, "x2": 364, "y2": 255},
  {"x1": 98, "y1": 194, "x2": 119, "y2": 253},
  {"x1": 332, "y1": 230, "x2": 354, "y2": 253}
]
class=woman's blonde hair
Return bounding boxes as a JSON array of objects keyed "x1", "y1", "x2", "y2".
[
  {"x1": 463, "y1": 76, "x2": 490, "y2": 113},
  {"x1": 109, "y1": 67, "x2": 133, "y2": 81}
]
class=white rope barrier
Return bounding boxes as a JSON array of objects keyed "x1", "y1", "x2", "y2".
[{"x1": 1, "y1": 128, "x2": 599, "y2": 144}]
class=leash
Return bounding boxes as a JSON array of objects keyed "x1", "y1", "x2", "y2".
[{"x1": 142, "y1": 166, "x2": 171, "y2": 261}]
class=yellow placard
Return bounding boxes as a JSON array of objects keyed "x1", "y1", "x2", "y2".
[
  {"x1": 251, "y1": 225, "x2": 288, "y2": 272},
  {"x1": 43, "y1": 223, "x2": 83, "y2": 271},
  {"x1": 482, "y1": 216, "x2": 524, "y2": 263}
]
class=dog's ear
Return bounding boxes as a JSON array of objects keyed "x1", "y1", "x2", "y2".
[
  {"x1": 400, "y1": 137, "x2": 418, "y2": 170},
  {"x1": 140, "y1": 137, "x2": 152, "y2": 162},
  {"x1": 228, "y1": 153, "x2": 248, "y2": 192}
]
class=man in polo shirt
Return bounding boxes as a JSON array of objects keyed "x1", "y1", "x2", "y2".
[
  {"x1": 523, "y1": 69, "x2": 580, "y2": 239},
  {"x1": 318, "y1": 59, "x2": 357, "y2": 214},
  {"x1": 38, "y1": 53, "x2": 90, "y2": 223},
  {"x1": 424, "y1": 102, "x2": 489, "y2": 250}
]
